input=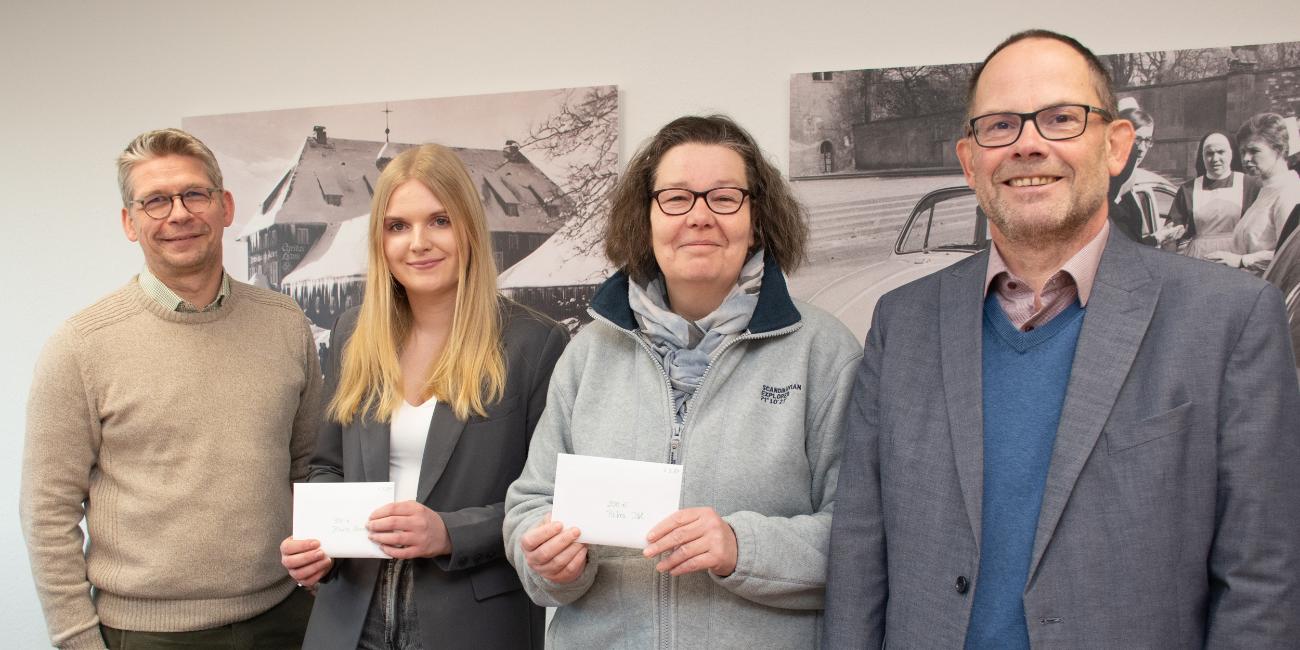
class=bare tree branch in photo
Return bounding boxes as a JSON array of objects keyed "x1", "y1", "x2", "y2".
[
  {"x1": 1163, "y1": 48, "x2": 1228, "y2": 82},
  {"x1": 885, "y1": 66, "x2": 934, "y2": 117},
  {"x1": 1108, "y1": 51, "x2": 1166, "y2": 87},
  {"x1": 1112, "y1": 51, "x2": 1159, "y2": 86},
  {"x1": 522, "y1": 86, "x2": 619, "y2": 254},
  {"x1": 1140, "y1": 51, "x2": 1170, "y2": 84},
  {"x1": 869, "y1": 64, "x2": 973, "y2": 121},
  {"x1": 1108, "y1": 53, "x2": 1138, "y2": 89}
]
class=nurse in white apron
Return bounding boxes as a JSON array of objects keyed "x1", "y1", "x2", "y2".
[{"x1": 1162, "y1": 132, "x2": 1257, "y2": 259}]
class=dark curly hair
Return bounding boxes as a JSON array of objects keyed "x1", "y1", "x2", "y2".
[{"x1": 604, "y1": 115, "x2": 809, "y2": 284}]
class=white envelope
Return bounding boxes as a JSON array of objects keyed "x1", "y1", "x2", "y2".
[
  {"x1": 293, "y1": 482, "x2": 394, "y2": 558},
  {"x1": 550, "y1": 453, "x2": 684, "y2": 549}
]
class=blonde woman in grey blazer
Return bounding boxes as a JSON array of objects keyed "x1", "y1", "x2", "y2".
[{"x1": 280, "y1": 144, "x2": 566, "y2": 650}]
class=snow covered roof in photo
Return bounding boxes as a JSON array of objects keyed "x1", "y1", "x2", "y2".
[{"x1": 240, "y1": 128, "x2": 565, "y2": 240}]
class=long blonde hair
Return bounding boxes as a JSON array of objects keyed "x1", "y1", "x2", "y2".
[{"x1": 329, "y1": 144, "x2": 505, "y2": 423}]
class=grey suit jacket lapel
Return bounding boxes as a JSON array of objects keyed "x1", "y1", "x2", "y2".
[
  {"x1": 416, "y1": 404, "x2": 467, "y2": 505},
  {"x1": 1027, "y1": 230, "x2": 1160, "y2": 579},
  {"x1": 360, "y1": 416, "x2": 391, "y2": 483},
  {"x1": 941, "y1": 251, "x2": 991, "y2": 548}
]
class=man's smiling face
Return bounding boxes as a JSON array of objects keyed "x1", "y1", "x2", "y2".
[
  {"x1": 120, "y1": 154, "x2": 233, "y2": 281},
  {"x1": 957, "y1": 37, "x2": 1133, "y2": 246}
]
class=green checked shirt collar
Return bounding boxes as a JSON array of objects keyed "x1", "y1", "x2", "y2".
[{"x1": 137, "y1": 267, "x2": 231, "y2": 313}]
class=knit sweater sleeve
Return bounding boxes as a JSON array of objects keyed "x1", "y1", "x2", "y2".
[
  {"x1": 289, "y1": 316, "x2": 323, "y2": 483},
  {"x1": 20, "y1": 324, "x2": 110, "y2": 650}
]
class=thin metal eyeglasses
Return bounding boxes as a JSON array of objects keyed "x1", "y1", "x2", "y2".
[
  {"x1": 650, "y1": 187, "x2": 751, "y2": 216},
  {"x1": 967, "y1": 104, "x2": 1112, "y2": 148},
  {"x1": 128, "y1": 187, "x2": 222, "y2": 219}
]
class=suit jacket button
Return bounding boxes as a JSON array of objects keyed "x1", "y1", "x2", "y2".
[{"x1": 955, "y1": 576, "x2": 970, "y2": 594}]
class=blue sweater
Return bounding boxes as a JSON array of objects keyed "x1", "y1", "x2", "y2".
[{"x1": 965, "y1": 296, "x2": 1085, "y2": 650}]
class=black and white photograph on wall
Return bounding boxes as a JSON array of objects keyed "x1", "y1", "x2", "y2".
[
  {"x1": 183, "y1": 85, "x2": 619, "y2": 354},
  {"x1": 788, "y1": 41, "x2": 1300, "y2": 359}
]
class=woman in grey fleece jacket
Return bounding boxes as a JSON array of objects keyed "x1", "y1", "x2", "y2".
[{"x1": 503, "y1": 115, "x2": 863, "y2": 649}]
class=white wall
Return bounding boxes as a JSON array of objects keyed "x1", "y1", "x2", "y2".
[{"x1": 1, "y1": 0, "x2": 1294, "y2": 644}]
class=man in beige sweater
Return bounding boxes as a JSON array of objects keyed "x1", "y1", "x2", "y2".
[{"x1": 20, "y1": 128, "x2": 323, "y2": 649}]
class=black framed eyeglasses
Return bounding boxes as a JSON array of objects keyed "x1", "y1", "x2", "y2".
[
  {"x1": 967, "y1": 104, "x2": 1112, "y2": 148},
  {"x1": 129, "y1": 187, "x2": 222, "y2": 219},
  {"x1": 650, "y1": 187, "x2": 751, "y2": 216}
]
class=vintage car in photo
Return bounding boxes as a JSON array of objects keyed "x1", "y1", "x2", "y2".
[{"x1": 808, "y1": 180, "x2": 1176, "y2": 341}]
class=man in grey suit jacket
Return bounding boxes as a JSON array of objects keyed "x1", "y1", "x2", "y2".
[{"x1": 825, "y1": 30, "x2": 1300, "y2": 648}]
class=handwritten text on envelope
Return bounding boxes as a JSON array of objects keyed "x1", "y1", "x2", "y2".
[
  {"x1": 551, "y1": 454, "x2": 684, "y2": 549},
  {"x1": 293, "y1": 482, "x2": 394, "y2": 558}
]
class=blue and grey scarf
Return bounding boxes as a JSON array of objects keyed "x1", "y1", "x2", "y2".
[{"x1": 628, "y1": 249, "x2": 766, "y2": 425}]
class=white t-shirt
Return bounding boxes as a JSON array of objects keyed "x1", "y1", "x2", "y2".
[{"x1": 389, "y1": 397, "x2": 436, "y2": 502}]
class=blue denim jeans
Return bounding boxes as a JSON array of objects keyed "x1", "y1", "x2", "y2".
[{"x1": 357, "y1": 559, "x2": 422, "y2": 650}]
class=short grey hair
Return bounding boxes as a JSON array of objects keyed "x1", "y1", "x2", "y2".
[{"x1": 117, "y1": 128, "x2": 223, "y2": 206}]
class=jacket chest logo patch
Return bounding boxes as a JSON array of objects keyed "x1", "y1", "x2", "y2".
[{"x1": 760, "y1": 383, "x2": 803, "y2": 405}]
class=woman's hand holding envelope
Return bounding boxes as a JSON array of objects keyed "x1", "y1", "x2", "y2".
[
  {"x1": 280, "y1": 537, "x2": 334, "y2": 589},
  {"x1": 367, "y1": 501, "x2": 451, "y2": 559},
  {"x1": 643, "y1": 507, "x2": 737, "y2": 577},
  {"x1": 521, "y1": 513, "x2": 588, "y2": 583}
]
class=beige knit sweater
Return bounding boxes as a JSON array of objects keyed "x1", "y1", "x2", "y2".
[{"x1": 21, "y1": 279, "x2": 323, "y2": 649}]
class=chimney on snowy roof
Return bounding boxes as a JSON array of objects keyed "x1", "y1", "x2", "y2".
[{"x1": 503, "y1": 140, "x2": 525, "y2": 163}]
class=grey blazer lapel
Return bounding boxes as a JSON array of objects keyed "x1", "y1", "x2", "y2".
[
  {"x1": 1028, "y1": 231, "x2": 1160, "y2": 578},
  {"x1": 359, "y1": 416, "x2": 391, "y2": 483},
  {"x1": 415, "y1": 404, "x2": 468, "y2": 505},
  {"x1": 941, "y1": 252, "x2": 990, "y2": 546}
]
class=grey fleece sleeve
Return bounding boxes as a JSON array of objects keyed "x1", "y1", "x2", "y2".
[{"x1": 713, "y1": 348, "x2": 861, "y2": 609}]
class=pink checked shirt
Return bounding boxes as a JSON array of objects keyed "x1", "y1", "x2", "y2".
[{"x1": 984, "y1": 222, "x2": 1110, "y2": 332}]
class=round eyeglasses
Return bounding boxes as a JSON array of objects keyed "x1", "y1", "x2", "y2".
[
  {"x1": 967, "y1": 104, "x2": 1112, "y2": 148},
  {"x1": 129, "y1": 188, "x2": 221, "y2": 219},
  {"x1": 651, "y1": 187, "x2": 751, "y2": 216}
]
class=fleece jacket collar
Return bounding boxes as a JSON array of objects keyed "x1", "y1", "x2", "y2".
[{"x1": 589, "y1": 254, "x2": 802, "y2": 334}]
